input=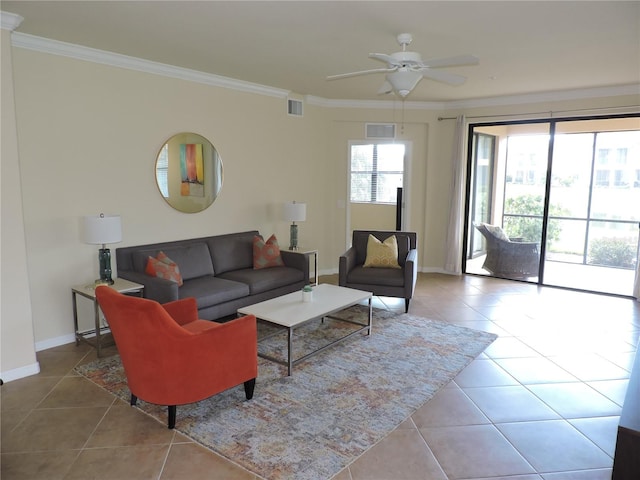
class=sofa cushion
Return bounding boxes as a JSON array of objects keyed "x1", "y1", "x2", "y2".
[
  {"x1": 363, "y1": 234, "x2": 401, "y2": 269},
  {"x1": 132, "y1": 243, "x2": 214, "y2": 280},
  {"x1": 218, "y1": 267, "x2": 305, "y2": 295},
  {"x1": 253, "y1": 234, "x2": 285, "y2": 269},
  {"x1": 347, "y1": 265, "x2": 405, "y2": 287},
  {"x1": 145, "y1": 252, "x2": 184, "y2": 286},
  {"x1": 483, "y1": 223, "x2": 510, "y2": 242},
  {"x1": 180, "y1": 319, "x2": 222, "y2": 334},
  {"x1": 179, "y1": 276, "x2": 250, "y2": 309},
  {"x1": 207, "y1": 231, "x2": 257, "y2": 275}
]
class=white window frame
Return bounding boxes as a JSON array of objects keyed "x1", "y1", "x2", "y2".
[{"x1": 346, "y1": 140, "x2": 412, "y2": 246}]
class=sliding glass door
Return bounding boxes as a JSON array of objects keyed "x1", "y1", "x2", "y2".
[
  {"x1": 468, "y1": 133, "x2": 495, "y2": 260},
  {"x1": 545, "y1": 121, "x2": 640, "y2": 294},
  {"x1": 466, "y1": 123, "x2": 550, "y2": 282},
  {"x1": 501, "y1": 129, "x2": 550, "y2": 282},
  {"x1": 464, "y1": 114, "x2": 640, "y2": 297}
]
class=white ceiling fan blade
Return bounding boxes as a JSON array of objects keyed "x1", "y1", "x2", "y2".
[
  {"x1": 421, "y1": 69, "x2": 467, "y2": 86},
  {"x1": 377, "y1": 80, "x2": 393, "y2": 95},
  {"x1": 369, "y1": 53, "x2": 402, "y2": 66},
  {"x1": 326, "y1": 67, "x2": 396, "y2": 81},
  {"x1": 421, "y1": 54, "x2": 479, "y2": 69}
]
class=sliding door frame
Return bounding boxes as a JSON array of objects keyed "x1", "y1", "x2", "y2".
[
  {"x1": 467, "y1": 132, "x2": 497, "y2": 260},
  {"x1": 462, "y1": 112, "x2": 640, "y2": 296}
]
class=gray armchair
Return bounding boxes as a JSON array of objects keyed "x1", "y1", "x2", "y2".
[
  {"x1": 339, "y1": 230, "x2": 418, "y2": 313},
  {"x1": 474, "y1": 223, "x2": 540, "y2": 278}
]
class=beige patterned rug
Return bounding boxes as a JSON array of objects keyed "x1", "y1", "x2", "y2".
[{"x1": 76, "y1": 305, "x2": 496, "y2": 480}]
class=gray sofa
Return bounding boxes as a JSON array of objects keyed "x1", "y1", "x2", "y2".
[{"x1": 116, "y1": 231, "x2": 308, "y2": 320}]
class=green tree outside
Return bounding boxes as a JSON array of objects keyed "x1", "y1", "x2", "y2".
[{"x1": 503, "y1": 194, "x2": 568, "y2": 243}]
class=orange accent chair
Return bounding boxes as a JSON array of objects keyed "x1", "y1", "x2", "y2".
[{"x1": 95, "y1": 286, "x2": 258, "y2": 429}]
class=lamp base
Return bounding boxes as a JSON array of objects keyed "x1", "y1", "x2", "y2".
[
  {"x1": 289, "y1": 223, "x2": 299, "y2": 250},
  {"x1": 94, "y1": 278, "x2": 114, "y2": 286},
  {"x1": 98, "y1": 247, "x2": 114, "y2": 285}
]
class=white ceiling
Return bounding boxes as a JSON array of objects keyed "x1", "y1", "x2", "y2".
[{"x1": 3, "y1": 1, "x2": 639, "y2": 103}]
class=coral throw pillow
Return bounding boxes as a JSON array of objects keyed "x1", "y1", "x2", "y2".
[
  {"x1": 253, "y1": 234, "x2": 285, "y2": 269},
  {"x1": 145, "y1": 251, "x2": 183, "y2": 286},
  {"x1": 363, "y1": 234, "x2": 401, "y2": 269}
]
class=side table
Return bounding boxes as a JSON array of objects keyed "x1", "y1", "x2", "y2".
[
  {"x1": 282, "y1": 248, "x2": 318, "y2": 285},
  {"x1": 72, "y1": 278, "x2": 144, "y2": 357}
]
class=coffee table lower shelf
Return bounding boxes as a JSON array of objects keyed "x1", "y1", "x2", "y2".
[
  {"x1": 257, "y1": 314, "x2": 372, "y2": 376},
  {"x1": 237, "y1": 284, "x2": 373, "y2": 376}
]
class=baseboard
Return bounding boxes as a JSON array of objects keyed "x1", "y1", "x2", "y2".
[
  {"x1": 422, "y1": 267, "x2": 448, "y2": 274},
  {"x1": 1, "y1": 361, "x2": 40, "y2": 383},
  {"x1": 1, "y1": 334, "x2": 77, "y2": 382},
  {"x1": 0, "y1": 333, "x2": 75, "y2": 383},
  {"x1": 35, "y1": 333, "x2": 76, "y2": 352},
  {"x1": 319, "y1": 266, "x2": 443, "y2": 276}
]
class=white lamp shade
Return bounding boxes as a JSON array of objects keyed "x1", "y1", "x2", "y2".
[
  {"x1": 283, "y1": 202, "x2": 306, "y2": 222},
  {"x1": 83, "y1": 214, "x2": 122, "y2": 245}
]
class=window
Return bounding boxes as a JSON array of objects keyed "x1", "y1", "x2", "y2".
[
  {"x1": 597, "y1": 148, "x2": 609, "y2": 165},
  {"x1": 350, "y1": 143, "x2": 405, "y2": 203},
  {"x1": 615, "y1": 148, "x2": 628, "y2": 165},
  {"x1": 595, "y1": 169, "x2": 610, "y2": 187},
  {"x1": 156, "y1": 144, "x2": 169, "y2": 197}
]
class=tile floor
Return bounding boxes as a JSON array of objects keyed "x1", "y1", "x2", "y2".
[{"x1": 2, "y1": 273, "x2": 639, "y2": 479}]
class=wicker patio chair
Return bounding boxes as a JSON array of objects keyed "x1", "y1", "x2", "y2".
[{"x1": 474, "y1": 223, "x2": 540, "y2": 278}]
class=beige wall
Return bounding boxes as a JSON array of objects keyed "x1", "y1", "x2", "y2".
[
  {"x1": 2, "y1": 38, "x2": 638, "y2": 380},
  {"x1": 1, "y1": 29, "x2": 39, "y2": 379},
  {"x1": 10, "y1": 47, "x2": 334, "y2": 348},
  {"x1": 350, "y1": 203, "x2": 397, "y2": 232}
]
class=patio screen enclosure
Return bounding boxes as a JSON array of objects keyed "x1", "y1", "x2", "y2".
[{"x1": 464, "y1": 114, "x2": 640, "y2": 297}]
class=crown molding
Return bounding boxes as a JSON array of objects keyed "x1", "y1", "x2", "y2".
[
  {"x1": 443, "y1": 84, "x2": 640, "y2": 110},
  {"x1": 10, "y1": 32, "x2": 639, "y2": 109},
  {"x1": 11, "y1": 32, "x2": 290, "y2": 99},
  {"x1": 305, "y1": 95, "x2": 447, "y2": 110},
  {"x1": 308, "y1": 84, "x2": 640, "y2": 111},
  {"x1": 1, "y1": 11, "x2": 24, "y2": 31}
]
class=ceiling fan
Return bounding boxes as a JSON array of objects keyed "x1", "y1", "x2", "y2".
[{"x1": 327, "y1": 33, "x2": 479, "y2": 98}]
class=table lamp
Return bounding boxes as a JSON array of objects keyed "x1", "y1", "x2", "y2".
[
  {"x1": 283, "y1": 201, "x2": 306, "y2": 250},
  {"x1": 83, "y1": 213, "x2": 122, "y2": 285}
]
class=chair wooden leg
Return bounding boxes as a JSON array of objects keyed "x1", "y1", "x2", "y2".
[
  {"x1": 405, "y1": 298, "x2": 410, "y2": 313},
  {"x1": 130, "y1": 394, "x2": 137, "y2": 406},
  {"x1": 168, "y1": 405, "x2": 176, "y2": 429},
  {"x1": 244, "y1": 378, "x2": 256, "y2": 400}
]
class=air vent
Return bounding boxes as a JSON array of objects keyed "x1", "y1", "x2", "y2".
[
  {"x1": 287, "y1": 99, "x2": 303, "y2": 117},
  {"x1": 366, "y1": 123, "x2": 396, "y2": 139}
]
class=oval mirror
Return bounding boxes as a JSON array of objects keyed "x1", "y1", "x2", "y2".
[{"x1": 155, "y1": 132, "x2": 223, "y2": 213}]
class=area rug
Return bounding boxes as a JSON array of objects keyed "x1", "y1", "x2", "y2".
[{"x1": 75, "y1": 306, "x2": 496, "y2": 480}]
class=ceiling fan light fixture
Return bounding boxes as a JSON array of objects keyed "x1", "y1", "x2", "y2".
[
  {"x1": 386, "y1": 70, "x2": 422, "y2": 97},
  {"x1": 327, "y1": 33, "x2": 478, "y2": 98}
]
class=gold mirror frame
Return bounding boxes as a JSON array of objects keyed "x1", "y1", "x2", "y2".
[{"x1": 155, "y1": 132, "x2": 223, "y2": 213}]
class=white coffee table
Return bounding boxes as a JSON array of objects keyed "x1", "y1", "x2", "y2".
[{"x1": 237, "y1": 284, "x2": 372, "y2": 375}]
